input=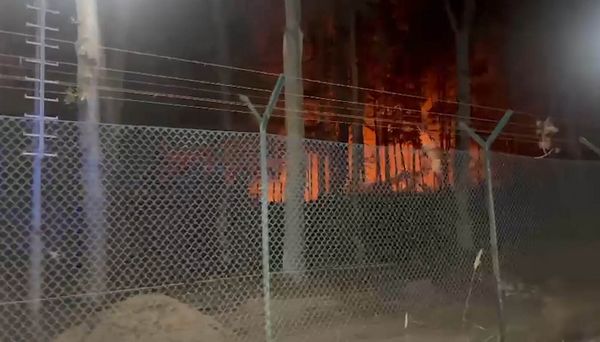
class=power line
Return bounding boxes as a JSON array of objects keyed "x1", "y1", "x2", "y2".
[
  {"x1": 0, "y1": 52, "x2": 275, "y2": 95},
  {"x1": 0, "y1": 29, "x2": 537, "y2": 117},
  {"x1": 1, "y1": 72, "x2": 544, "y2": 142},
  {"x1": 0, "y1": 58, "x2": 549, "y2": 142},
  {"x1": 1, "y1": 74, "x2": 246, "y2": 110},
  {"x1": 0, "y1": 29, "x2": 278, "y2": 76},
  {"x1": 0, "y1": 52, "x2": 554, "y2": 144},
  {"x1": 0, "y1": 56, "x2": 539, "y2": 131},
  {"x1": 0, "y1": 62, "x2": 262, "y2": 101},
  {"x1": 299, "y1": 92, "x2": 537, "y2": 130},
  {"x1": 91, "y1": 42, "x2": 540, "y2": 116},
  {"x1": 1, "y1": 73, "x2": 424, "y2": 129},
  {"x1": 0, "y1": 82, "x2": 550, "y2": 145}
]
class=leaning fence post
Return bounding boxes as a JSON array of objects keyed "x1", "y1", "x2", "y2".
[
  {"x1": 579, "y1": 137, "x2": 600, "y2": 157},
  {"x1": 240, "y1": 74, "x2": 284, "y2": 342},
  {"x1": 459, "y1": 110, "x2": 513, "y2": 342}
]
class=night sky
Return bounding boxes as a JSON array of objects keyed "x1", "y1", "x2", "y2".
[{"x1": 1, "y1": 0, "x2": 600, "y2": 156}]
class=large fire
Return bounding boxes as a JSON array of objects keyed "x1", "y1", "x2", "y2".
[
  {"x1": 161, "y1": 0, "x2": 516, "y2": 202},
  {"x1": 244, "y1": 94, "x2": 486, "y2": 203}
]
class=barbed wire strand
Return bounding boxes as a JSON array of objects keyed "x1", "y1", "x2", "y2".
[
  {"x1": 0, "y1": 29, "x2": 538, "y2": 117},
  {"x1": 0, "y1": 74, "x2": 543, "y2": 141},
  {"x1": 0, "y1": 73, "x2": 547, "y2": 143},
  {"x1": 0, "y1": 62, "x2": 270, "y2": 102},
  {"x1": 0, "y1": 82, "x2": 554, "y2": 145},
  {"x1": 0, "y1": 52, "x2": 273, "y2": 95},
  {"x1": 0, "y1": 57, "x2": 539, "y2": 131}
]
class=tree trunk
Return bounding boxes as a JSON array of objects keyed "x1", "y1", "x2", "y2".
[
  {"x1": 318, "y1": 154, "x2": 326, "y2": 198},
  {"x1": 383, "y1": 129, "x2": 391, "y2": 184},
  {"x1": 75, "y1": 0, "x2": 107, "y2": 301},
  {"x1": 453, "y1": 30, "x2": 475, "y2": 250},
  {"x1": 330, "y1": 0, "x2": 349, "y2": 193},
  {"x1": 392, "y1": 139, "x2": 399, "y2": 188},
  {"x1": 209, "y1": 0, "x2": 232, "y2": 270},
  {"x1": 445, "y1": 0, "x2": 476, "y2": 250},
  {"x1": 210, "y1": 0, "x2": 233, "y2": 130},
  {"x1": 346, "y1": 8, "x2": 366, "y2": 265},
  {"x1": 411, "y1": 145, "x2": 417, "y2": 190},
  {"x1": 349, "y1": 10, "x2": 364, "y2": 189},
  {"x1": 283, "y1": 0, "x2": 305, "y2": 276},
  {"x1": 399, "y1": 143, "x2": 408, "y2": 189}
]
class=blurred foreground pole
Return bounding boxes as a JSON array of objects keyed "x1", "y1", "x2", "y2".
[
  {"x1": 459, "y1": 110, "x2": 513, "y2": 342},
  {"x1": 75, "y1": 0, "x2": 107, "y2": 301},
  {"x1": 24, "y1": 0, "x2": 60, "y2": 337},
  {"x1": 283, "y1": 0, "x2": 305, "y2": 277},
  {"x1": 240, "y1": 75, "x2": 285, "y2": 342}
]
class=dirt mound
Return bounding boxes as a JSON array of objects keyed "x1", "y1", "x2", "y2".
[{"x1": 54, "y1": 294, "x2": 231, "y2": 342}]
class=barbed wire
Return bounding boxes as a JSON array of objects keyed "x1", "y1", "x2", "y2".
[
  {"x1": 0, "y1": 52, "x2": 273, "y2": 95},
  {"x1": 0, "y1": 53, "x2": 553, "y2": 144},
  {"x1": 1, "y1": 91, "x2": 541, "y2": 147},
  {"x1": 0, "y1": 62, "x2": 265, "y2": 102},
  {"x1": 0, "y1": 82, "x2": 553, "y2": 146},
  {"x1": 0, "y1": 29, "x2": 538, "y2": 117},
  {"x1": 0, "y1": 55, "x2": 539, "y2": 132},
  {"x1": 0, "y1": 72, "x2": 544, "y2": 142},
  {"x1": 0, "y1": 29, "x2": 565, "y2": 147}
]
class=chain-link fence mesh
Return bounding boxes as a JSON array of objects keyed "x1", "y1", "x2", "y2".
[
  {"x1": 492, "y1": 153, "x2": 600, "y2": 341},
  {"x1": 1, "y1": 116, "x2": 266, "y2": 342},
  {"x1": 1, "y1": 115, "x2": 600, "y2": 341}
]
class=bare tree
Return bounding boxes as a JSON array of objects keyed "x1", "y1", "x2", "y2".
[
  {"x1": 283, "y1": 0, "x2": 305, "y2": 276},
  {"x1": 445, "y1": 0, "x2": 476, "y2": 250}
]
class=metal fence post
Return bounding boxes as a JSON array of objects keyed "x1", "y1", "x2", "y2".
[
  {"x1": 22, "y1": 0, "x2": 60, "y2": 337},
  {"x1": 240, "y1": 75, "x2": 284, "y2": 342},
  {"x1": 579, "y1": 137, "x2": 600, "y2": 157},
  {"x1": 459, "y1": 110, "x2": 513, "y2": 342}
]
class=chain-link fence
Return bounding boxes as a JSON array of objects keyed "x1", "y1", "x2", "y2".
[
  {"x1": 1, "y1": 115, "x2": 600, "y2": 341},
  {"x1": 492, "y1": 153, "x2": 600, "y2": 341}
]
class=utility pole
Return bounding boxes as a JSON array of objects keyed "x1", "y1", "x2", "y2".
[
  {"x1": 282, "y1": 0, "x2": 305, "y2": 276},
  {"x1": 23, "y1": 0, "x2": 60, "y2": 336},
  {"x1": 75, "y1": 0, "x2": 107, "y2": 301}
]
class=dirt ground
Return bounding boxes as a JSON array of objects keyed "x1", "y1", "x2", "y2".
[
  {"x1": 234, "y1": 280, "x2": 599, "y2": 341},
  {"x1": 49, "y1": 291, "x2": 493, "y2": 342},
  {"x1": 283, "y1": 320, "x2": 472, "y2": 342},
  {"x1": 53, "y1": 294, "x2": 232, "y2": 342},
  {"x1": 228, "y1": 286, "x2": 499, "y2": 342},
  {"x1": 48, "y1": 274, "x2": 600, "y2": 342}
]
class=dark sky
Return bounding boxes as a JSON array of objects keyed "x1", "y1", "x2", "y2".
[{"x1": 1, "y1": 0, "x2": 600, "y2": 143}]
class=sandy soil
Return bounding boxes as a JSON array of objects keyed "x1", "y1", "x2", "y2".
[
  {"x1": 280, "y1": 317, "x2": 476, "y2": 342},
  {"x1": 49, "y1": 281, "x2": 600, "y2": 342},
  {"x1": 53, "y1": 294, "x2": 232, "y2": 342},
  {"x1": 229, "y1": 289, "x2": 495, "y2": 342}
]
